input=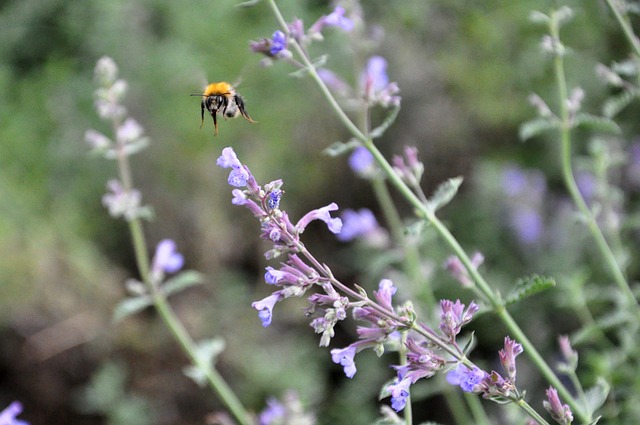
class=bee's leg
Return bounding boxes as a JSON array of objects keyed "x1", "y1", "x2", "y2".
[
  {"x1": 234, "y1": 95, "x2": 256, "y2": 123},
  {"x1": 200, "y1": 101, "x2": 205, "y2": 129},
  {"x1": 211, "y1": 112, "x2": 219, "y2": 136}
]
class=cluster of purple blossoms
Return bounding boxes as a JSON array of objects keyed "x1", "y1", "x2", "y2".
[
  {"x1": 0, "y1": 401, "x2": 29, "y2": 425},
  {"x1": 392, "y1": 146, "x2": 424, "y2": 187},
  {"x1": 218, "y1": 147, "x2": 533, "y2": 415},
  {"x1": 217, "y1": 147, "x2": 344, "y2": 330},
  {"x1": 250, "y1": 6, "x2": 354, "y2": 61}
]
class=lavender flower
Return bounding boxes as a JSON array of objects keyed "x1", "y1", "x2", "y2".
[
  {"x1": 444, "y1": 252, "x2": 484, "y2": 288},
  {"x1": 296, "y1": 203, "x2": 342, "y2": 235},
  {"x1": 252, "y1": 292, "x2": 283, "y2": 327},
  {"x1": 348, "y1": 146, "x2": 377, "y2": 178},
  {"x1": 359, "y1": 56, "x2": 401, "y2": 108},
  {"x1": 0, "y1": 401, "x2": 29, "y2": 425},
  {"x1": 446, "y1": 364, "x2": 488, "y2": 393},
  {"x1": 151, "y1": 239, "x2": 184, "y2": 280},
  {"x1": 330, "y1": 345, "x2": 358, "y2": 378},
  {"x1": 544, "y1": 387, "x2": 574, "y2": 424},
  {"x1": 258, "y1": 391, "x2": 315, "y2": 425},
  {"x1": 392, "y1": 146, "x2": 423, "y2": 186},
  {"x1": 387, "y1": 377, "x2": 412, "y2": 411},
  {"x1": 102, "y1": 179, "x2": 144, "y2": 221},
  {"x1": 501, "y1": 165, "x2": 547, "y2": 245},
  {"x1": 270, "y1": 30, "x2": 288, "y2": 56},
  {"x1": 498, "y1": 336, "x2": 523, "y2": 383},
  {"x1": 309, "y1": 6, "x2": 354, "y2": 38},
  {"x1": 439, "y1": 299, "x2": 479, "y2": 342},
  {"x1": 337, "y1": 208, "x2": 386, "y2": 245}
]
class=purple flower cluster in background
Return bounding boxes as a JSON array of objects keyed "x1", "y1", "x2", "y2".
[
  {"x1": 501, "y1": 165, "x2": 547, "y2": 245},
  {"x1": 0, "y1": 402, "x2": 29, "y2": 425}
]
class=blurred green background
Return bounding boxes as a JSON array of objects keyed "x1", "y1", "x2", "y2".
[{"x1": 1, "y1": 0, "x2": 637, "y2": 424}]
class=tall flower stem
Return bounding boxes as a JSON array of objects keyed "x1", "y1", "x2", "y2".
[
  {"x1": 265, "y1": 1, "x2": 587, "y2": 421},
  {"x1": 111, "y1": 133, "x2": 253, "y2": 425},
  {"x1": 549, "y1": 11, "x2": 637, "y2": 308}
]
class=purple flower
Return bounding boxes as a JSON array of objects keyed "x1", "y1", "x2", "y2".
[
  {"x1": 252, "y1": 292, "x2": 283, "y2": 327},
  {"x1": 151, "y1": 239, "x2": 184, "y2": 277},
  {"x1": 444, "y1": 252, "x2": 484, "y2": 288},
  {"x1": 217, "y1": 147, "x2": 253, "y2": 188},
  {"x1": 336, "y1": 208, "x2": 380, "y2": 242},
  {"x1": 544, "y1": 387, "x2": 574, "y2": 425},
  {"x1": 330, "y1": 345, "x2": 357, "y2": 378},
  {"x1": 270, "y1": 30, "x2": 287, "y2": 55},
  {"x1": 296, "y1": 202, "x2": 342, "y2": 234},
  {"x1": 373, "y1": 279, "x2": 396, "y2": 311},
  {"x1": 309, "y1": 6, "x2": 354, "y2": 36},
  {"x1": 387, "y1": 377, "x2": 411, "y2": 412},
  {"x1": 102, "y1": 179, "x2": 143, "y2": 221},
  {"x1": 439, "y1": 299, "x2": 479, "y2": 341},
  {"x1": 446, "y1": 364, "x2": 487, "y2": 393},
  {"x1": 348, "y1": 146, "x2": 376, "y2": 177},
  {"x1": 0, "y1": 401, "x2": 29, "y2": 425},
  {"x1": 216, "y1": 146, "x2": 243, "y2": 169},
  {"x1": 510, "y1": 208, "x2": 543, "y2": 244},
  {"x1": 317, "y1": 68, "x2": 351, "y2": 96},
  {"x1": 267, "y1": 189, "x2": 282, "y2": 210},
  {"x1": 323, "y1": 6, "x2": 354, "y2": 31},
  {"x1": 498, "y1": 336, "x2": 523, "y2": 383},
  {"x1": 359, "y1": 56, "x2": 401, "y2": 107},
  {"x1": 259, "y1": 397, "x2": 286, "y2": 425}
]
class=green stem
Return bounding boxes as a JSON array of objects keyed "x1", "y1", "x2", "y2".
[
  {"x1": 112, "y1": 126, "x2": 252, "y2": 425},
  {"x1": 604, "y1": 0, "x2": 640, "y2": 59},
  {"x1": 550, "y1": 13, "x2": 637, "y2": 307}
]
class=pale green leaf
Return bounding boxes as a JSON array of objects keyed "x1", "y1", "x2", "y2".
[
  {"x1": 519, "y1": 117, "x2": 560, "y2": 141},
  {"x1": 426, "y1": 176, "x2": 463, "y2": 213},
  {"x1": 505, "y1": 274, "x2": 555, "y2": 306},
  {"x1": 163, "y1": 270, "x2": 205, "y2": 297},
  {"x1": 113, "y1": 295, "x2": 153, "y2": 323}
]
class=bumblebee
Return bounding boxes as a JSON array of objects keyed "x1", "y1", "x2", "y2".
[{"x1": 193, "y1": 82, "x2": 256, "y2": 136}]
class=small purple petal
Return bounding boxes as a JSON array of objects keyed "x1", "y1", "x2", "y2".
[
  {"x1": 330, "y1": 345, "x2": 357, "y2": 378},
  {"x1": 217, "y1": 147, "x2": 242, "y2": 169}
]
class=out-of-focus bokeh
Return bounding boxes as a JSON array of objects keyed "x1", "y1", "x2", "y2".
[{"x1": 1, "y1": 0, "x2": 638, "y2": 424}]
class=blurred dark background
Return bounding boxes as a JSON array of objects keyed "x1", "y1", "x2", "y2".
[{"x1": 1, "y1": 0, "x2": 637, "y2": 424}]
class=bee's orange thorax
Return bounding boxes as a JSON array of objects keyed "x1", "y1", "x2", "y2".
[{"x1": 203, "y1": 82, "x2": 234, "y2": 97}]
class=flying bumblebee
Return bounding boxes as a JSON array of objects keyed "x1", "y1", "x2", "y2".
[{"x1": 192, "y1": 82, "x2": 256, "y2": 136}]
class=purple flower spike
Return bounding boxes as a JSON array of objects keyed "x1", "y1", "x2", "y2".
[
  {"x1": 0, "y1": 401, "x2": 29, "y2": 425},
  {"x1": 296, "y1": 203, "x2": 343, "y2": 234},
  {"x1": 252, "y1": 292, "x2": 282, "y2": 327},
  {"x1": 439, "y1": 299, "x2": 479, "y2": 341},
  {"x1": 330, "y1": 345, "x2": 357, "y2": 378},
  {"x1": 499, "y1": 336, "x2": 523, "y2": 383},
  {"x1": 544, "y1": 387, "x2": 574, "y2": 425},
  {"x1": 374, "y1": 279, "x2": 397, "y2": 311}
]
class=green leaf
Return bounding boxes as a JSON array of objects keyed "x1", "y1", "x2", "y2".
[
  {"x1": 404, "y1": 219, "x2": 430, "y2": 236},
  {"x1": 183, "y1": 338, "x2": 226, "y2": 387},
  {"x1": 505, "y1": 274, "x2": 556, "y2": 306},
  {"x1": 322, "y1": 139, "x2": 360, "y2": 157},
  {"x1": 519, "y1": 117, "x2": 560, "y2": 141},
  {"x1": 573, "y1": 113, "x2": 621, "y2": 134},
  {"x1": 162, "y1": 270, "x2": 204, "y2": 297},
  {"x1": 370, "y1": 105, "x2": 401, "y2": 139},
  {"x1": 426, "y1": 176, "x2": 463, "y2": 213},
  {"x1": 112, "y1": 295, "x2": 153, "y2": 323},
  {"x1": 584, "y1": 378, "x2": 610, "y2": 415},
  {"x1": 602, "y1": 90, "x2": 640, "y2": 118}
]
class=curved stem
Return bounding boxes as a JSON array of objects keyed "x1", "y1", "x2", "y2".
[{"x1": 550, "y1": 13, "x2": 637, "y2": 307}]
